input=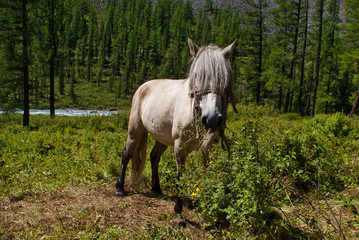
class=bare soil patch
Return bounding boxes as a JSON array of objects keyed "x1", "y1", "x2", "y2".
[
  {"x1": 2, "y1": 183, "x2": 359, "y2": 239},
  {"x1": 0, "y1": 184, "x2": 206, "y2": 239}
]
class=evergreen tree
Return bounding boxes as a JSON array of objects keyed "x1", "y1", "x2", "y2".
[
  {"x1": 40, "y1": 0, "x2": 65, "y2": 117},
  {"x1": 0, "y1": 0, "x2": 32, "y2": 125},
  {"x1": 161, "y1": 0, "x2": 193, "y2": 79},
  {"x1": 86, "y1": 6, "x2": 98, "y2": 83},
  {"x1": 242, "y1": 0, "x2": 269, "y2": 104},
  {"x1": 310, "y1": 0, "x2": 325, "y2": 116},
  {"x1": 321, "y1": 0, "x2": 341, "y2": 113},
  {"x1": 297, "y1": 0, "x2": 309, "y2": 115},
  {"x1": 343, "y1": 0, "x2": 359, "y2": 116},
  {"x1": 268, "y1": 0, "x2": 305, "y2": 112}
]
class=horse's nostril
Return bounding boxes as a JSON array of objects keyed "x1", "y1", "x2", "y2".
[
  {"x1": 218, "y1": 114, "x2": 223, "y2": 125},
  {"x1": 202, "y1": 116, "x2": 208, "y2": 126}
]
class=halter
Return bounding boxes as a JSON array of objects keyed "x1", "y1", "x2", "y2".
[
  {"x1": 188, "y1": 86, "x2": 212, "y2": 138},
  {"x1": 188, "y1": 84, "x2": 238, "y2": 138}
]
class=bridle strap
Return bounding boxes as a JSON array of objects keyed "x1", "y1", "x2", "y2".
[{"x1": 188, "y1": 84, "x2": 237, "y2": 138}]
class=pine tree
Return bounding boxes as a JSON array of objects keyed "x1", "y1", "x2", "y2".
[
  {"x1": 343, "y1": 0, "x2": 359, "y2": 116},
  {"x1": 0, "y1": 0, "x2": 32, "y2": 125},
  {"x1": 161, "y1": 0, "x2": 193, "y2": 79},
  {"x1": 40, "y1": 0, "x2": 65, "y2": 117},
  {"x1": 269, "y1": 0, "x2": 305, "y2": 112},
  {"x1": 297, "y1": 0, "x2": 309, "y2": 115},
  {"x1": 242, "y1": 0, "x2": 269, "y2": 104},
  {"x1": 86, "y1": 6, "x2": 98, "y2": 83},
  {"x1": 310, "y1": 0, "x2": 325, "y2": 117},
  {"x1": 322, "y1": 0, "x2": 340, "y2": 113}
]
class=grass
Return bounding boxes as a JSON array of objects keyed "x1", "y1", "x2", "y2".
[{"x1": 1, "y1": 106, "x2": 359, "y2": 239}]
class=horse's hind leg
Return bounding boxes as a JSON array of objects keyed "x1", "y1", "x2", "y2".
[
  {"x1": 115, "y1": 141, "x2": 133, "y2": 197},
  {"x1": 116, "y1": 128, "x2": 146, "y2": 197},
  {"x1": 150, "y1": 141, "x2": 167, "y2": 196}
]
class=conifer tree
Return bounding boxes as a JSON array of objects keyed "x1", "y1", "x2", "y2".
[
  {"x1": 297, "y1": 0, "x2": 309, "y2": 115},
  {"x1": 41, "y1": 0, "x2": 65, "y2": 117},
  {"x1": 343, "y1": 0, "x2": 359, "y2": 116},
  {"x1": 86, "y1": 6, "x2": 98, "y2": 83},
  {"x1": 310, "y1": 0, "x2": 325, "y2": 117},
  {"x1": 242, "y1": 0, "x2": 269, "y2": 104},
  {"x1": 322, "y1": 0, "x2": 340, "y2": 113},
  {"x1": 0, "y1": 0, "x2": 32, "y2": 125}
]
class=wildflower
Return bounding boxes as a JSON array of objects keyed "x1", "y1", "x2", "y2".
[
  {"x1": 191, "y1": 192, "x2": 197, "y2": 197},
  {"x1": 209, "y1": 161, "x2": 213, "y2": 165},
  {"x1": 196, "y1": 187, "x2": 199, "y2": 192},
  {"x1": 286, "y1": 130, "x2": 290, "y2": 134}
]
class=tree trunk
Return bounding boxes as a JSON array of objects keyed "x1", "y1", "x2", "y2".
[
  {"x1": 70, "y1": 67, "x2": 77, "y2": 104},
  {"x1": 49, "y1": 0, "x2": 56, "y2": 118},
  {"x1": 310, "y1": 0, "x2": 324, "y2": 117},
  {"x1": 285, "y1": 0, "x2": 302, "y2": 113},
  {"x1": 50, "y1": 58, "x2": 55, "y2": 117},
  {"x1": 305, "y1": 64, "x2": 314, "y2": 116},
  {"x1": 284, "y1": 88, "x2": 291, "y2": 113},
  {"x1": 349, "y1": 91, "x2": 359, "y2": 118},
  {"x1": 325, "y1": 0, "x2": 339, "y2": 114},
  {"x1": 257, "y1": 0, "x2": 263, "y2": 104},
  {"x1": 278, "y1": 85, "x2": 283, "y2": 111},
  {"x1": 289, "y1": 87, "x2": 294, "y2": 112},
  {"x1": 58, "y1": 64, "x2": 65, "y2": 95},
  {"x1": 22, "y1": 0, "x2": 29, "y2": 127}
]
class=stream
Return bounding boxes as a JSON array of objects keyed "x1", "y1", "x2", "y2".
[{"x1": 0, "y1": 109, "x2": 119, "y2": 116}]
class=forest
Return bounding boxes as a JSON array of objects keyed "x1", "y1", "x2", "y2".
[{"x1": 1, "y1": 0, "x2": 359, "y2": 125}]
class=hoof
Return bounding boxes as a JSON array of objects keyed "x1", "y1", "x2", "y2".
[
  {"x1": 172, "y1": 215, "x2": 186, "y2": 228},
  {"x1": 115, "y1": 191, "x2": 126, "y2": 197},
  {"x1": 149, "y1": 190, "x2": 163, "y2": 198}
]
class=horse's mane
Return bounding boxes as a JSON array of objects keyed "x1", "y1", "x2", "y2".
[{"x1": 188, "y1": 45, "x2": 232, "y2": 95}]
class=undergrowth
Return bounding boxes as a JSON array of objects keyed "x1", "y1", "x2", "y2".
[{"x1": 1, "y1": 105, "x2": 359, "y2": 239}]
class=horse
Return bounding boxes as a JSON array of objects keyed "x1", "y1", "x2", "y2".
[{"x1": 116, "y1": 38, "x2": 237, "y2": 217}]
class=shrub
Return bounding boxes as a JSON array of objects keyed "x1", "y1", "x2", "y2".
[{"x1": 183, "y1": 113, "x2": 359, "y2": 237}]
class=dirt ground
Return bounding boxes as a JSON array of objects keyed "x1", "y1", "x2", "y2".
[
  {"x1": 0, "y1": 184, "x2": 206, "y2": 239},
  {"x1": 1, "y1": 183, "x2": 359, "y2": 239}
]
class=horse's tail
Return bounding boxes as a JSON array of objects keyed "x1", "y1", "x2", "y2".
[{"x1": 130, "y1": 132, "x2": 148, "y2": 186}]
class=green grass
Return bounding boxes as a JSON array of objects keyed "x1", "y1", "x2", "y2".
[
  {"x1": 0, "y1": 114, "x2": 126, "y2": 197},
  {"x1": 1, "y1": 106, "x2": 359, "y2": 239}
]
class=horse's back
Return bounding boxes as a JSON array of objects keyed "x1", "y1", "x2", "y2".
[{"x1": 129, "y1": 79, "x2": 190, "y2": 146}]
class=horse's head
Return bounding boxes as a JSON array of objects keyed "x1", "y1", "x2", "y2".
[{"x1": 188, "y1": 38, "x2": 237, "y2": 132}]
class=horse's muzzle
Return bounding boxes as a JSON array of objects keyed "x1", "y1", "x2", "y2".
[{"x1": 202, "y1": 113, "x2": 222, "y2": 131}]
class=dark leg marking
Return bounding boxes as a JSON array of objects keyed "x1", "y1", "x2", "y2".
[
  {"x1": 115, "y1": 147, "x2": 132, "y2": 197},
  {"x1": 150, "y1": 141, "x2": 167, "y2": 196}
]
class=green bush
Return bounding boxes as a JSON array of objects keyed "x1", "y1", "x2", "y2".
[{"x1": 183, "y1": 113, "x2": 359, "y2": 237}]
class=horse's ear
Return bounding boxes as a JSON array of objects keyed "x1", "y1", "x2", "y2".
[
  {"x1": 221, "y1": 39, "x2": 237, "y2": 59},
  {"x1": 188, "y1": 37, "x2": 200, "y2": 57}
]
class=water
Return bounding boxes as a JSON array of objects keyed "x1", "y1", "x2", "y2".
[{"x1": 0, "y1": 109, "x2": 119, "y2": 117}]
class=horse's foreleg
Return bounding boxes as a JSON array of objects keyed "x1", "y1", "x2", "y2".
[
  {"x1": 115, "y1": 146, "x2": 132, "y2": 197},
  {"x1": 174, "y1": 155, "x2": 186, "y2": 215},
  {"x1": 150, "y1": 141, "x2": 167, "y2": 196}
]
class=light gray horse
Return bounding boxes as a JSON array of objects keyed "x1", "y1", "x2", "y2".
[{"x1": 116, "y1": 38, "x2": 237, "y2": 216}]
